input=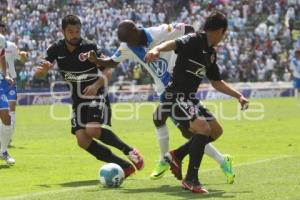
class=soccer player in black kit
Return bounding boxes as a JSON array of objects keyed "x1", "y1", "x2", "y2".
[
  {"x1": 145, "y1": 11, "x2": 249, "y2": 193},
  {"x1": 36, "y1": 15, "x2": 144, "y2": 178}
]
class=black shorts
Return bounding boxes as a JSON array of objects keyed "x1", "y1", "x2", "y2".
[
  {"x1": 161, "y1": 92, "x2": 214, "y2": 129},
  {"x1": 71, "y1": 95, "x2": 112, "y2": 134}
]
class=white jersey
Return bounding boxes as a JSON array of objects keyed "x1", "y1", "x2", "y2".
[
  {"x1": 111, "y1": 23, "x2": 186, "y2": 95},
  {"x1": 5, "y1": 41, "x2": 19, "y2": 79},
  {"x1": 291, "y1": 57, "x2": 300, "y2": 79}
]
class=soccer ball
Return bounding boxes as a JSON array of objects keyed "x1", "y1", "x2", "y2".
[{"x1": 99, "y1": 163, "x2": 125, "y2": 187}]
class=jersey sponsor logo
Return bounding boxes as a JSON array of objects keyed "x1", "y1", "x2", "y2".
[
  {"x1": 148, "y1": 58, "x2": 168, "y2": 78},
  {"x1": 78, "y1": 53, "x2": 88, "y2": 62},
  {"x1": 64, "y1": 72, "x2": 89, "y2": 81},
  {"x1": 173, "y1": 23, "x2": 184, "y2": 31},
  {"x1": 0, "y1": 94, "x2": 7, "y2": 102}
]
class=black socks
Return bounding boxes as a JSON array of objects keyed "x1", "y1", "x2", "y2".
[
  {"x1": 98, "y1": 128, "x2": 133, "y2": 155},
  {"x1": 185, "y1": 134, "x2": 209, "y2": 180},
  {"x1": 86, "y1": 140, "x2": 131, "y2": 168}
]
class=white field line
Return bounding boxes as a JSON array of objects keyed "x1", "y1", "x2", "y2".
[{"x1": 1, "y1": 155, "x2": 297, "y2": 200}]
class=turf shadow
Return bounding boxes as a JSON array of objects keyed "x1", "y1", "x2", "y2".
[
  {"x1": 120, "y1": 184, "x2": 234, "y2": 199},
  {"x1": 59, "y1": 180, "x2": 99, "y2": 187}
]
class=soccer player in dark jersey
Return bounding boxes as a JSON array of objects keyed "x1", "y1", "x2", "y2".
[
  {"x1": 145, "y1": 11, "x2": 249, "y2": 193},
  {"x1": 86, "y1": 20, "x2": 235, "y2": 183},
  {"x1": 35, "y1": 15, "x2": 144, "y2": 177}
]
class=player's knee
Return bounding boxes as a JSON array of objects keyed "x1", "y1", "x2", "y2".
[
  {"x1": 1, "y1": 116, "x2": 11, "y2": 126},
  {"x1": 210, "y1": 123, "x2": 223, "y2": 139},
  {"x1": 189, "y1": 120, "x2": 211, "y2": 135},
  {"x1": 77, "y1": 137, "x2": 90, "y2": 149},
  {"x1": 85, "y1": 127, "x2": 101, "y2": 138}
]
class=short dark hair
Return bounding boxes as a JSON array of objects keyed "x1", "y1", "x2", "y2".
[
  {"x1": 0, "y1": 21, "x2": 6, "y2": 28},
  {"x1": 62, "y1": 15, "x2": 81, "y2": 30},
  {"x1": 204, "y1": 11, "x2": 228, "y2": 33}
]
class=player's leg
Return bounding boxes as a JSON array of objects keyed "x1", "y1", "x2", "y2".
[
  {"x1": 179, "y1": 117, "x2": 210, "y2": 193},
  {"x1": 0, "y1": 91, "x2": 14, "y2": 165},
  {"x1": 208, "y1": 119, "x2": 235, "y2": 184},
  {"x1": 84, "y1": 100, "x2": 144, "y2": 170},
  {"x1": 150, "y1": 104, "x2": 170, "y2": 179},
  {"x1": 75, "y1": 129, "x2": 135, "y2": 178},
  {"x1": 175, "y1": 102, "x2": 234, "y2": 182},
  {"x1": 164, "y1": 97, "x2": 209, "y2": 193},
  {"x1": 7, "y1": 83, "x2": 17, "y2": 146}
]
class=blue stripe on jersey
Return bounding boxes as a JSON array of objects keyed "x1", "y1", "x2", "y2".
[
  {"x1": 143, "y1": 28, "x2": 153, "y2": 47},
  {"x1": 161, "y1": 70, "x2": 171, "y2": 86}
]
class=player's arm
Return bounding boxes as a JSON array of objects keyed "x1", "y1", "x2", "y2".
[
  {"x1": 211, "y1": 80, "x2": 249, "y2": 110},
  {"x1": 145, "y1": 40, "x2": 177, "y2": 62},
  {"x1": 35, "y1": 44, "x2": 56, "y2": 77},
  {"x1": 87, "y1": 50, "x2": 119, "y2": 68},
  {"x1": 35, "y1": 60, "x2": 53, "y2": 77},
  {"x1": 145, "y1": 33, "x2": 199, "y2": 62},
  {"x1": 0, "y1": 49, "x2": 13, "y2": 84},
  {"x1": 83, "y1": 69, "x2": 112, "y2": 96}
]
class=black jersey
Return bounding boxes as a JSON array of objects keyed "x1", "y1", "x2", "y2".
[
  {"x1": 166, "y1": 32, "x2": 222, "y2": 95},
  {"x1": 45, "y1": 38, "x2": 103, "y2": 105}
]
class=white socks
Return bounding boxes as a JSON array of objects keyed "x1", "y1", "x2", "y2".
[
  {"x1": 155, "y1": 125, "x2": 169, "y2": 161},
  {"x1": 10, "y1": 111, "x2": 16, "y2": 136},
  {"x1": 204, "y1": 143, "x2": 225, "y2": 165},
  {"x1": 156, "y1": 124, "x2": 225, "y2": 165},
  {"x1": 0, "y1": 124, "x2": 13, "y2": 153}
]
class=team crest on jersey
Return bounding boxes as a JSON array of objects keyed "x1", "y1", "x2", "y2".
[
  {"x1": 148, "y1": 58, "x2": 168, "y2": 78},
  {"x1": 9, "y1": 90, "x2": 16, "y2": 96},
  {"x1": 79, "y1": 52, "x2": 88, "y2": 62},
  {"x1": 188, "y1": 106, "x2": 199, "y2": 116}
]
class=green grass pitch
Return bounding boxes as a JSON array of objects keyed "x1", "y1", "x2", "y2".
[{"x1": 0, "y1": 97, "x2": 300, "y2": 200}]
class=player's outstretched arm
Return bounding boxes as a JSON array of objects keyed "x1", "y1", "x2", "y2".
[
  {"x1": 211, "y1": 80, "x2": 249, "y2": 110},
  {"x1": 35, "y1": 60, "x2": 53, "y2": 78},
  {"x1": 145, "y1": 40, "x2": 177, "y2": 63},
  {"x1": 87, "y1": 50, "x2": 119, "y2": 68}
]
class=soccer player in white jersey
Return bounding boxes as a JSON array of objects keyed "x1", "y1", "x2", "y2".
[
  {"x1": 87, "y1": 20, "x2": 235, "y2": 183},
  {"x1": 0, "y1": 22, "x2": 28, "y2": 147},
  {"x1": 0, "y1": 30, "x2": 15, "y2": 165},
  {"x1": 290, "y1": 48, "x2": 300, "y2": 101}
]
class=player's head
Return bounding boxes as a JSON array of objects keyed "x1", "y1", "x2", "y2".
[
  {"x1": 62, "y1": 15, "x2": 82, "y2": 46},
  {"x1": 0, "y1": 21, "x2": 6, "y2": 35},
  {"x1": 117, "y1": 20, "x2": 141, "y2": 46},
  {"x1": 203, "y1": 11, "x2": 228, "y2": 46}
]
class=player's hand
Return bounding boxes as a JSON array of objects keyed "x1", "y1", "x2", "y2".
[
  {"x1": 145, "y1": 48, "x2": 160, "y2": 63},
  {"x1": 35, "y1": 61, "x2": 52, "y2": 77},
  {"x1": 239, "y1": 95, "x2": 249, "y2": 110},
  {"x1": 83, "y1": 84, "x2": 98, "y2": 97},
  {"x1": 5, "y1": 75, "x2": 14, "y2": 85},
  {"x1": 19, "y1": 51, "x2": 29, "y2": 63},
  {"x1": 87, "y1": 50, "x2": 98, "y2": 64}
]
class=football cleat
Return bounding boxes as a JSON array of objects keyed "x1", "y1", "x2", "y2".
[{"x1": 150, "y1": 160, "x2": 169, "y2": 180}]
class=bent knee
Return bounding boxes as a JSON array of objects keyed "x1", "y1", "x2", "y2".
[
  {"x1": 85, "y1": 127, "x2": 101, "y2": 138},
  {"x1": 77, "y1": 137, "x2": 91, "y2": 149}
]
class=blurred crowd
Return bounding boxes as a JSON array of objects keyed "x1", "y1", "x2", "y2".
[{"x1": 0, "y1": 0, "x2": 300, "y2": 91}]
